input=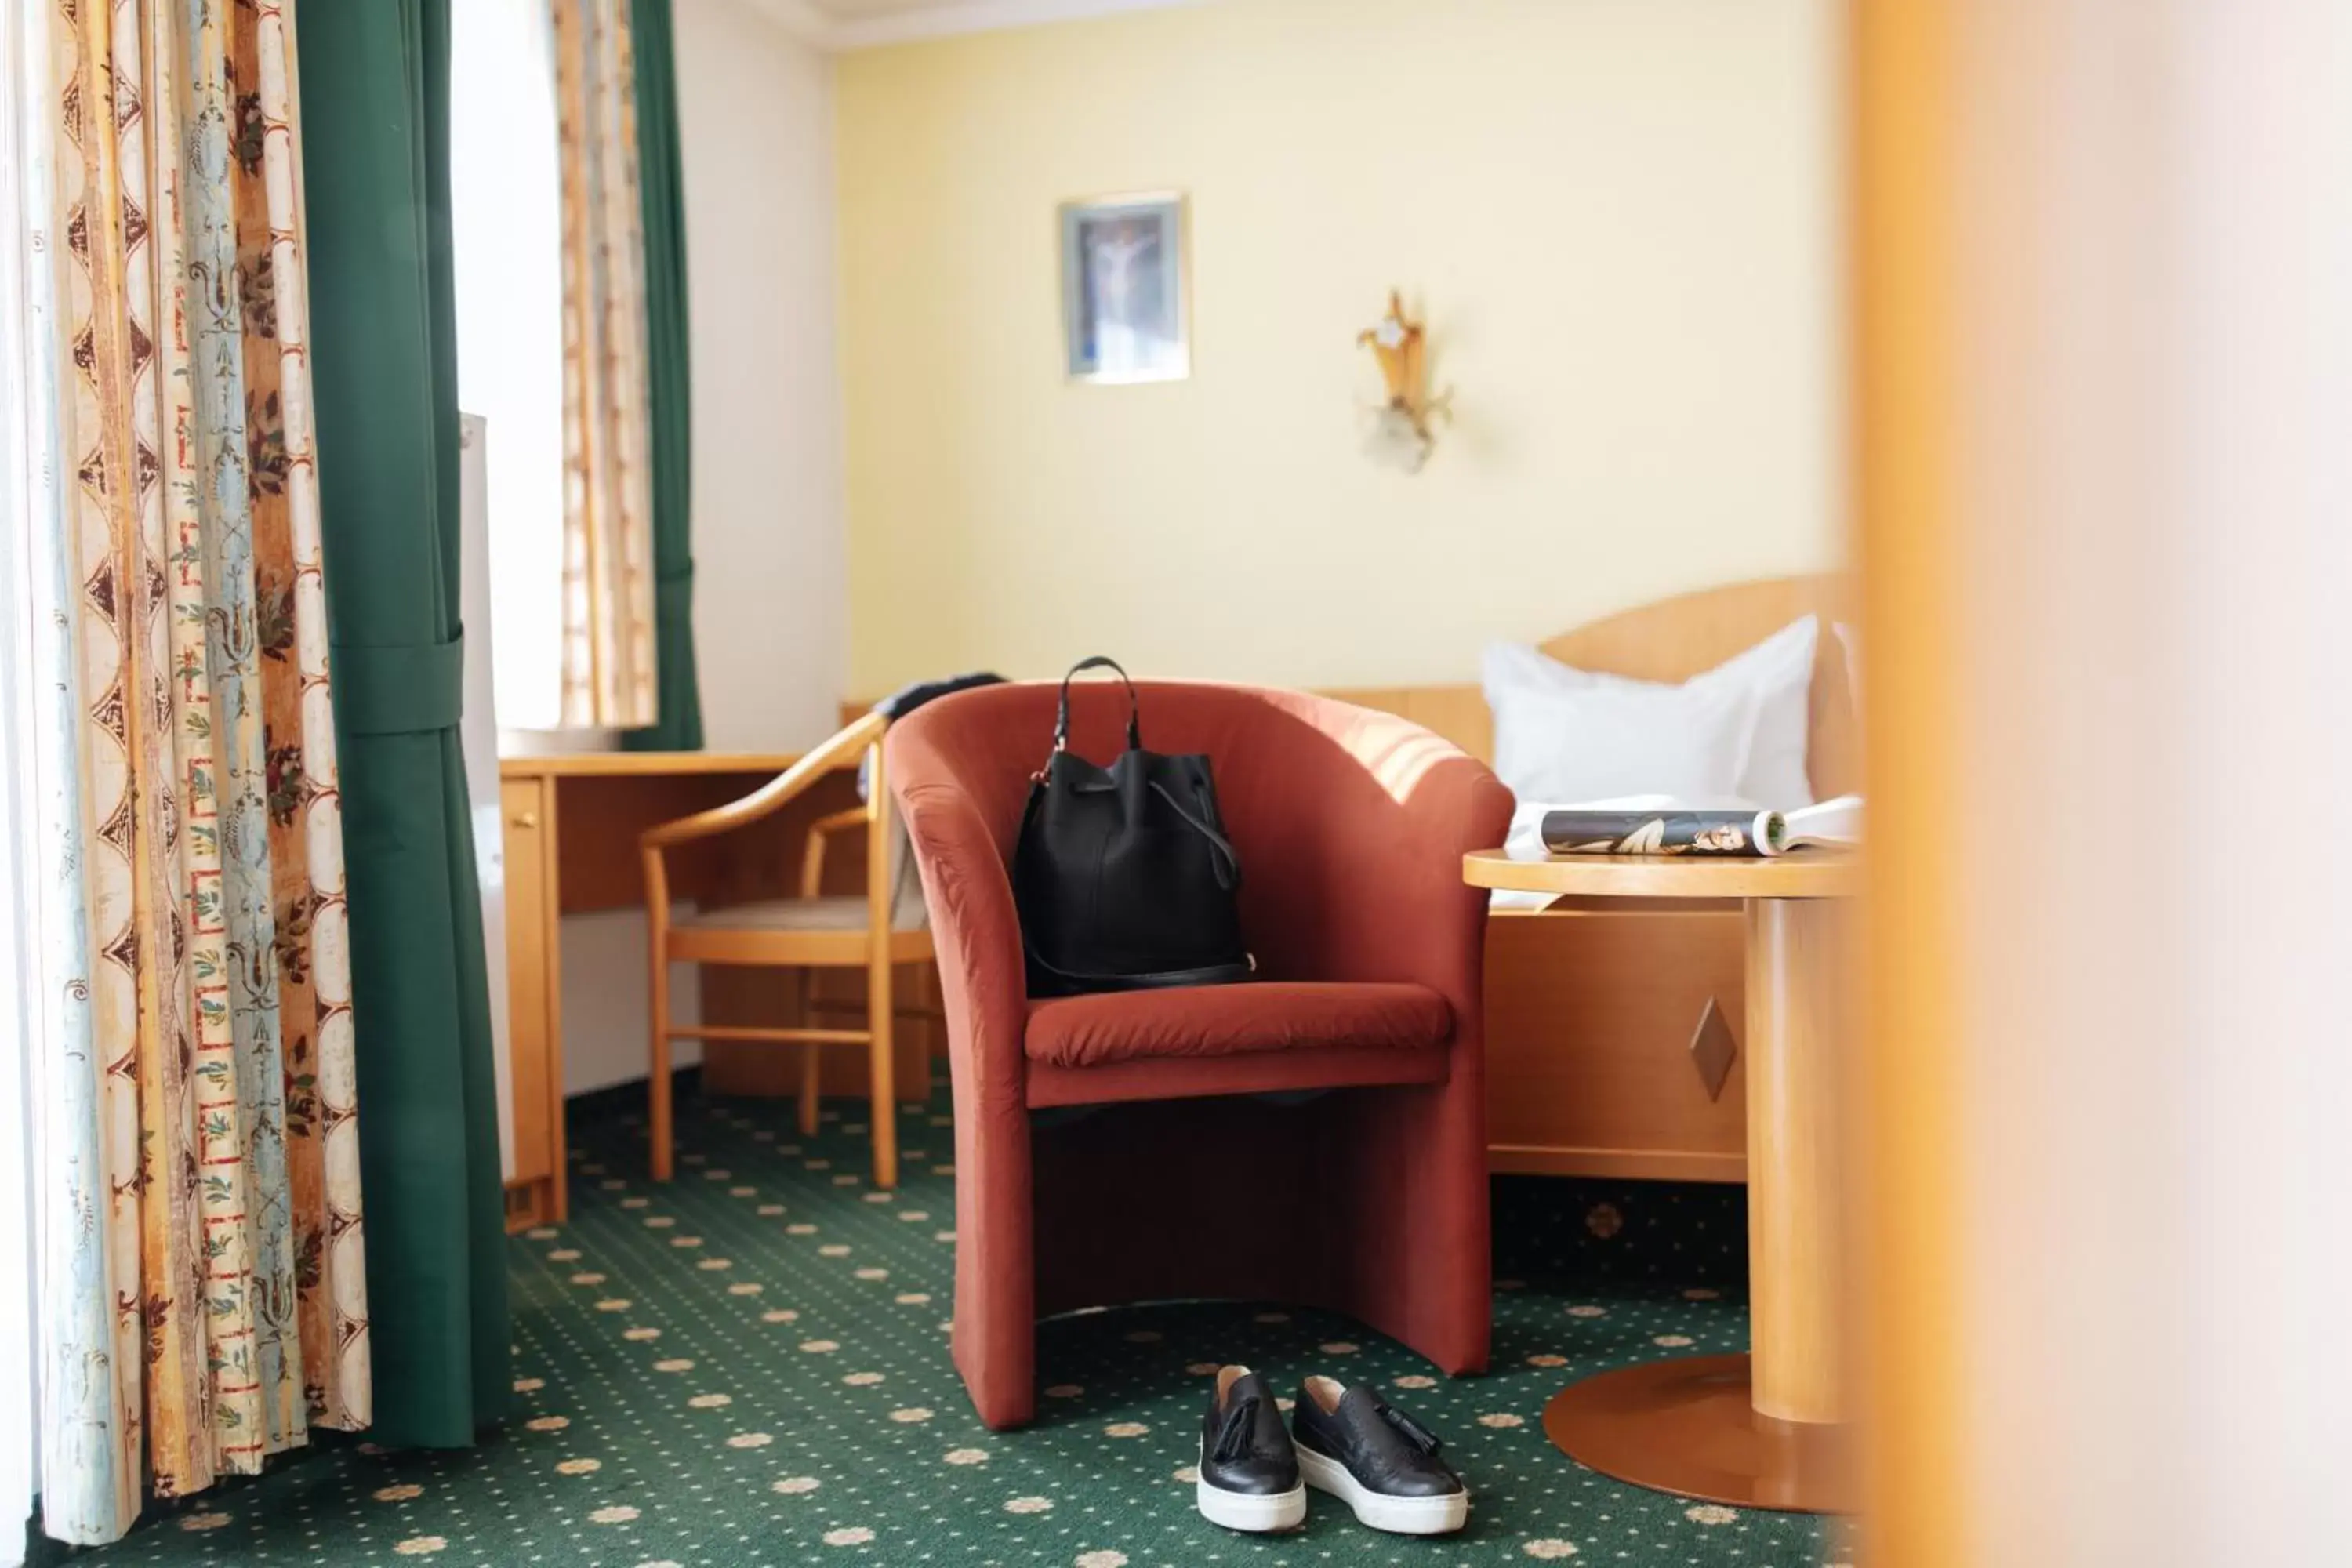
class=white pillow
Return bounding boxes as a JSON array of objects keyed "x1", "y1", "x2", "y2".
[
  {"x1": 1481, "y1": 615, "x2": 1820, "y2": 809},
  {"x1": 1485, "y1": 674, "x2": 1762, "y2": 808}
]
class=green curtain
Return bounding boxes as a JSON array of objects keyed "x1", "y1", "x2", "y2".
[
  {"x1": 621, "y1": 0, "x2": 706, "y2": 753},
  {"x1": 295, "y1": 0, "x2": 512, "y2": 1446}
]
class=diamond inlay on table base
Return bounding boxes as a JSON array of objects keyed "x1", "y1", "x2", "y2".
[{"x1": 1688, "y1": 995, "x2": 1739, "y2": 1101}]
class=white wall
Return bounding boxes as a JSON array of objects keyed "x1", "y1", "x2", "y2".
[
  {"x1": 562, "y1": 0, "x2": 847, "y2": 1096},
  {"x1": 837, "y1": 0, "x2": 1844, "y2": 695},
  {"x1": 678, "y1": 0, "x2": 848, "y2": 751},
  {"x1": 560, "y1": 910, "x2": 703, "y2": 1097}
]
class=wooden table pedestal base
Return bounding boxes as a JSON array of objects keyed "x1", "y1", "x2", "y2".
[{"x1": 1541, "y1": 1353, "x2": 1856, "y2": 1515}]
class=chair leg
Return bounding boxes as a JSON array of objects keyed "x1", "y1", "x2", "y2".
[
  {"x1": 649, "y1": 953, "x2": 673, "y2": 1181},
  {"x1": 796, "y1": 970, "x2": 822, "y2": 1137},
  {"x1": 868, "y1": 959, "x2": 898, "y2": 1190},
  {"x1": 798, "y1": 1045, "x2": 822, "y2": 1137}
]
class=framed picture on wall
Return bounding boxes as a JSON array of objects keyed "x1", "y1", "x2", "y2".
[{"x1": 1059, "y1": 191, "x2": 1189, "y2": 383}]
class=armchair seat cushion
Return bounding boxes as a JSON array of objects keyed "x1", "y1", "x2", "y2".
[{"x1": 1024, "y1": 981, "x2": 1453, "y2": 1071}]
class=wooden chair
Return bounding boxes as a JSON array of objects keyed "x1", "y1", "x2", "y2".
[{"x1": 640, "y1": 711, "x2": 930, "y2": 1188}]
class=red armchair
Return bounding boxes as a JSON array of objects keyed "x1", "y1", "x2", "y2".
[{"x1": 887, "y1": 681, "x2": 1514, "y2": 1430}]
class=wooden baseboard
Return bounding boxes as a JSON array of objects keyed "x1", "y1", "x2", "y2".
[
  {"x1": 503, "y1": 1177, "x2": 557, "y2": 1233},
  {"x1": 1486, "y1": 1144, "x2": 1748, "y2": 1184}
]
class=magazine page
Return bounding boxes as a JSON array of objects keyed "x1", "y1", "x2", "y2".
[
  {"x1": 1539, "y1": 807, "x2": 1781, "y2": 857},
  {"x1": 1783, "y1": 793, "x2": 1862, "y2": 847}
]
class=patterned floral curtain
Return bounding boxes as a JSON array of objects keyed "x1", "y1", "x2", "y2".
[
  {"x1": 551, "y1": 0, "x2": 659, "y2": 728},
  {"x1": 19, "y1": 0, "x2": 368, "y2": 1544}
]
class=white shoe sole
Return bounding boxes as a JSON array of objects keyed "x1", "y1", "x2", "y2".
[
  {"x1": 1195, "y1": 1443, "x2": 1306, "y2": 1533},
  {"x1": 1296, "y1": 1445, "x2": 1468, "y2": 1535}
]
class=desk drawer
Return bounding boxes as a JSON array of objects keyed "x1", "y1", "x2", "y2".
[{"x1": 1484, "y1": 909, "x2": 1749, "y2": 1182}]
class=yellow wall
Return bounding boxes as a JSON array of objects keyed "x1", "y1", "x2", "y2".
[{"x1": 837, "y1": 0, "x2": 1843, "y2": 695}]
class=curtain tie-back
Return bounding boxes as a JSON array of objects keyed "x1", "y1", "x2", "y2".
[{"x1": 332, "y1": 630, "x2": 466, "y2": 735}]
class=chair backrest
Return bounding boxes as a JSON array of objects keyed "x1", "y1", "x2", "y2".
[
  {"x1": 886, "y1": 679, "x2": 1319, "y2": 841},
  {"x1": 887, "y1": 680, "x2": 1497, "y2": 982}
]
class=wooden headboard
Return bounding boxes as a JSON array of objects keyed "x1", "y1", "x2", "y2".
[
  {"x1": 844, "y1": 574, "x2": 1859, "y2": 800},
  {"x1": 1326, "y1": 574, "x2": 1860, "y2": 800}
]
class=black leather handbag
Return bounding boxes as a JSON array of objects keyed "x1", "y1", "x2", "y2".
[{"x1": 1012, "y1": 658, "x2": 1253, "y2": 996}]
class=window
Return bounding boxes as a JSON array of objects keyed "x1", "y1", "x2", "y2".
[{"x1": 451, "y1": 0, "x2": 568, "y2": 733}]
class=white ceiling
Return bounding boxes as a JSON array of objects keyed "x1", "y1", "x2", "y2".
[
  {"x1": 810, "y1": 0, "x2": 965, "y2": 18},
  {"x1": 742, "y1": 0, "x2": 1205, "y2": 52}
]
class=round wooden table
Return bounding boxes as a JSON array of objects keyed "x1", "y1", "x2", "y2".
[{"x1": 1464, "y1": 848, "x2": 1860, "y2": 1515}]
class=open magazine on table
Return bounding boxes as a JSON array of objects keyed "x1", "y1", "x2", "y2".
[{"x1": 1536, "y1": 794, "x2": 1862, "y2": 858}]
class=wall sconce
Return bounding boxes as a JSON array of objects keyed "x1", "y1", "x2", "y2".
[{"x1": 1357, "y1": 289, "x2": 1450, "y2": 473}]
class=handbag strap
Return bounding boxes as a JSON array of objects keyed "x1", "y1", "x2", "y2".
[
  {"x1": 1052, "y1": 655, "x2": 1142, "y2": 756},
  {"x1": 1148, "y1": 779, "x2": 1241, "y2": 892},
  {"x1": 1065, "y1": 770, "x2": 1242, "y2": 891}
]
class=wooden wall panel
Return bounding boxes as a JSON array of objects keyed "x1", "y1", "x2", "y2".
[{"x1": 553, "y1": 769, "x2": 855, "y2": 916}]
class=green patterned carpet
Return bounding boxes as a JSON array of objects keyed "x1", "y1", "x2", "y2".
[{"x1": 44, "y1": 1083, "x2": 1837, "y2": 1566}]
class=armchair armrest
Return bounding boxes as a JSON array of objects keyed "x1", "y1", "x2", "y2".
[{"x1": 888, "y1": 773, "x2": 1029, "y2": 1116}]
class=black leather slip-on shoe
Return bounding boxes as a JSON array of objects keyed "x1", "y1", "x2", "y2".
[
  {"x1": 1195, "y1": 1365, "x2": 1305, "y2": 1533},
  {"x1": 1290, "y1": 1374, "x2": 1468, "y2": 1535}
]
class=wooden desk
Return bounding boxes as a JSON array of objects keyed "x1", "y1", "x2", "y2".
[
  {"x1": 498, "y1": 750, "x2": 940, "y2": 1228},
  {"x1": 1464, "y1": 849, "x2": 1860, "y2": 1515}
]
